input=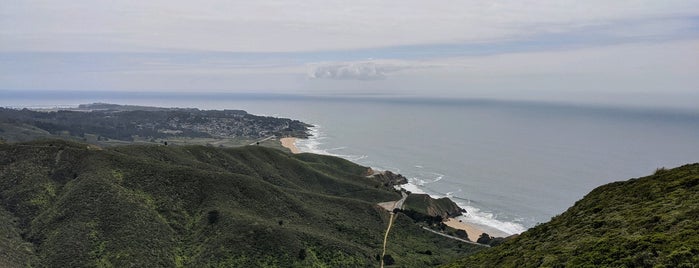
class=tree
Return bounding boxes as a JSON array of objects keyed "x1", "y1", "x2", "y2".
[
  {"x1": 454, "y1": 229, "x2": 469, "y2": 240},
  {"x1": 477, "y1": 233, "x2": 492, "y2": 245},
  {"x1": 207, "y1": 210, "x2": 220, "y2": 224},
  {"x1": 383, "y1": 254, "x2": 395, "y2": 265}
]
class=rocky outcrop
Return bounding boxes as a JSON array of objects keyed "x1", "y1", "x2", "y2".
[
  {"x1": 403, "y1": 194, "x2": 464, "y2": 219},
  {"x1": 367, "y1": 169, "x2": 408, "y2": 187}
]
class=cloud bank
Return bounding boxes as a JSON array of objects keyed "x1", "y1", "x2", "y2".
[
  {"x1": 308, "y1": 61, "x2": 414, "y2": 80},
  {"x1": 308, "y1": 60, "x2": 434, "y2": 81}
]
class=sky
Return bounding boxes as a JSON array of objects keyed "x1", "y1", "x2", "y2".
[{"x1": 1, "y1": 1, "x2": 698, "y2": 109}]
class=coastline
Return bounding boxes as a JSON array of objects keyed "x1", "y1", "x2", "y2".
[
  {"x1": 300, "y1": 126, "x2": 522, "y2": 238},
  {"x1": 370, "y1": 167, "x2": 504, "y2": 242},
  {"x1": 280, "y1": 137, "x2": 301, "y2": 154}
]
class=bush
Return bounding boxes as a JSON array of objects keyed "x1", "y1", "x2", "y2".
[
  {"x1": 383, "y1": 254, "x2": 395, "y2": 265},
  {"x1": 207, "y1": 210, "x2": 220, "y2": 225},
  {"x1": 476, "y1": 233, "x2": 492, "y2": 245}
]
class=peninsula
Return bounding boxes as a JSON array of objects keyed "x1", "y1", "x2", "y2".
[{"x1": 0, "y1": 103, "x2": 311, "y2": 148}]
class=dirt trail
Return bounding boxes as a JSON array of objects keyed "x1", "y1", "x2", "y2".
[
  {"x1": 380, "y1": 212, "x2": 396, "y2": 268},
  {"x1": 421, "y1": 227, "x2": 490, "y2": 247},
  {"x1": 379, "y1": 191, "x2": 407, "y2": 267},
  {"x1": 249, "y1": 135, "x2": 275, "y2": 145}
]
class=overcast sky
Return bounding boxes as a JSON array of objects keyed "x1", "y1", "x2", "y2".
[{"x1": 1, "y1": 1, "x2": 698, "y2": 109}]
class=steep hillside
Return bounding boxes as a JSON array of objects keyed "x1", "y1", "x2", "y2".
[
  {"x1": 0, "y1": 140, "x2": 481, "y2": 267},
  {"x1": 445, "y1": 164, "x2": 699, "y2": 267}
]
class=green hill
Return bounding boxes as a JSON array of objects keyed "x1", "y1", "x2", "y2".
[
  {"x1": 0, "y1": 140, "x2": 481, "y2": 267},
  {"x1": 445, "y1": 164, "x2": 699, "y2": 267}
]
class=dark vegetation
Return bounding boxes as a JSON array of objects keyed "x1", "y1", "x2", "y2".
[
  {"x1": 445, "y1": 163, "x2": 699, "y2": 267},
  {"x1": 475, "y1": 233, "x2": 507, "y2": 247},
  {"x1": 0, "y1": 103, "x2": 311, "y2": 144},
  {"x1": 398, "y1": 208, "x2": 445, "y2": 226},
  {"x1": 0, "y1": 140, "x2": 482, "y2": 267}
]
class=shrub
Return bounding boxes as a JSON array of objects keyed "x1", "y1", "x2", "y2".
[
  {"x1": 383, "y1": 254, "x2": 395, "y2": 265},
  {"x1": 207, "y1": 210, "x2": 220, "y2": 225}
]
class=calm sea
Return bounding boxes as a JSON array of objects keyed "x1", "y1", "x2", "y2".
[{"x1": 4, "y1": 93, "x2": 699, "y2": 235}]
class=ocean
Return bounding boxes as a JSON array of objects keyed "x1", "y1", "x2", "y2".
[{"x1": 4, "y1": 93, "x2": 699, "y2": 235}]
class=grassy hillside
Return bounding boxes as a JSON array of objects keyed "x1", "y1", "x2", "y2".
[
  {"x1": 0, "y1": 140, "x2": 481, "y2": 267},
  {"x1": 445, "y1": 164, "x2": 699, "y2": 268}
]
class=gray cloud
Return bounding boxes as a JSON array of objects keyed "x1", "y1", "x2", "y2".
[{"x1": 308, "y1": 61, "x2": 410, "y2": 80}]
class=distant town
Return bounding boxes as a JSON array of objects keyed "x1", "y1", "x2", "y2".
[{"x1": 0, "y1": 103, "x2": 311, "y2": 147}]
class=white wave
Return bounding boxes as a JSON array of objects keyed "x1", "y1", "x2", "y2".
[
  {"x1": 453, "y1": 203, "x2": 528, "y2": 235},
  {"x1": 414, "y1": 178, "x2": 428, "y2": 186},
  {"x1": 400, "y1": 181, "x2": 427, "y2": 194},
  {"x1": 399, "y1": 174, "x2": 526, "y2": 235},
  {"x1": 444, "y1": 189, "x2": 461, "y2": 198},
  {"x1": 415, "y1": 165, "x2": 423, "y2": 168},
  {"x1": 295, "y1": 124, "x2": 369, "y2": 163},
  {"x1": 413, "y1": 172, "x2": 443, "y2": 184},
  {"x1": 349, "y1": 154, "x2": 368, "y2": 162}
]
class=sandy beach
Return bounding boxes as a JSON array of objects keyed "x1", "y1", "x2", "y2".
[
  {"x1": 280, "y1": 137, "x2": 301, "y2": 154},
  {"x1": 444, "y1": 218, "x2": 487, "y2": 242}
]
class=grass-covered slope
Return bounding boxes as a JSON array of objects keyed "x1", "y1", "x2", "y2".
[
  {"x1": 0, "y1": 140, "x2": 480, "y2": 267},
  {"x1": 445, "y1": 164, "x2": 699, "y2": 268}
]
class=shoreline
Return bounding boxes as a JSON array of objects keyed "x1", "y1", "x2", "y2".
[
  {"x1": 399, "y1": 181, "x2": 523, "y2": 237},
  {"x1": 444, "y1": 218, "x2": 486, "y2": 242},
  {"x1": 280, "y1": 137, "x2": 301, "y2": 154},
  {"x1": 298, "y1": 126, "x2": 521, "y2": 238}
]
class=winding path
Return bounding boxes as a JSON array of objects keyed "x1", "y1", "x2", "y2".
[
  {"x1": 379, "y1": 192, "x2": 408, "y2": 268},
  {"x1": 249, "y1": 135, "x2": 275, "y2": 145},
  {"x1": 380, "y1": 213, "x2": 395, "y2": 268},
  {"x1": 421, "y1": 227, "x2": 490, "y2": 247}
]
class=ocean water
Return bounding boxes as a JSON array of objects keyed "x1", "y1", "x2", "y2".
[{"x1": 4, "y1": 93, "x2": 699, "y2": 235}]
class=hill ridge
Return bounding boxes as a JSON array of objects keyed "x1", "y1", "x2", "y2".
[{"x1": 0, "y1": 140, "x2": 481, "y2": 267}]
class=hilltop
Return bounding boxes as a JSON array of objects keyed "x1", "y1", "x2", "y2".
[
  {"x1": 445, "y1": 164, "x2": 699, "y2": 267},
  {"x1": 0, "y1": 140, "x2": 482, "y2": 267}
]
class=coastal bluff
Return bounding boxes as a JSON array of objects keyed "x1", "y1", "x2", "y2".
[
  {"x1": 366, "y1": 169, "x2": 409, "y2": 187},
  {"x1": 403, "y1": 194, "x2": 465, "y2": 219}
]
